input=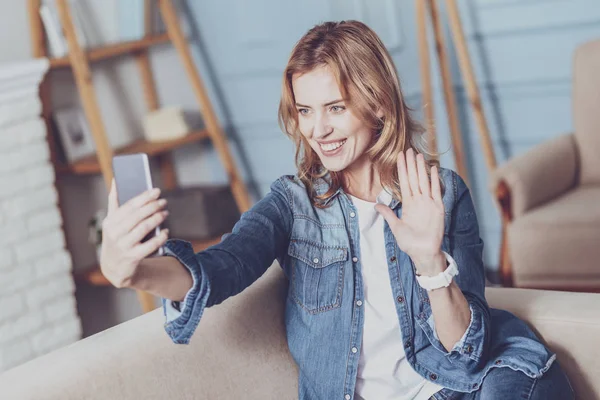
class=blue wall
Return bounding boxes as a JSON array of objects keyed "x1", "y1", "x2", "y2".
[{"x1": 156, "y1": 0, "x2": 600, "y2": 269}]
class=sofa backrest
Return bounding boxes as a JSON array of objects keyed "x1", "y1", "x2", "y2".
[
  {"x1": 573, "y1": 38, "x2": 600, "y2": 185},
  {"x1": 0, "y1": 264, "x2": 299, "y2": 400}
]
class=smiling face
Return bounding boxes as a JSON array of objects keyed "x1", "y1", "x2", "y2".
[
  {"x1": 292, "y1": 65, "x2": 377, "y2": 173},
  {"x1": 278, "y1": 21, "x2": 431, "y2": 206}
]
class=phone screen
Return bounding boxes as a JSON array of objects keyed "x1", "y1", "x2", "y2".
[{"x1": 112, "y1": 153, "x2": 164, "y2": 256}]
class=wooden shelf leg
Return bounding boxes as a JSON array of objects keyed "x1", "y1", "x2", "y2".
[
  {"x1": 137, "y1": 290, "x2": 159, "y2": 313},
  {"x1": 55, "y1": 0, "x2": 114, "y2": 187},
  {"x1": 445, "y1": 0, "x2": 497, "y2": 172},
  {"x1": 158, "y1": 0, "x2": 252, "y2": 213},
  {"x1": 426, "y1": 0, "x2": 469, "y2": 185},
  {"x1": 28, "y1": 0, "x2": 61, "y2": 168},
  {"x1": 136, "y1": 51, "x2": 160, "y2": 111},
  {"x1": 416, "y1": 0, "x2": 438, "y2": 153}
]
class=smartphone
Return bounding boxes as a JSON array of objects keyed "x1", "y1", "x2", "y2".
[{"x1": 112, "y1": 153, "x2": 165, "y2": 257}]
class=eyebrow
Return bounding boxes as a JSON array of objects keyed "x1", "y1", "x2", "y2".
[{"x1": 295, "y1": 99, "x2": 345, "y2": 108}]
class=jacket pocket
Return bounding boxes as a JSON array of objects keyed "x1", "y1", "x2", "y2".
[{"x1": 288, "y1": 238, "x2": 347, "y2": 314}]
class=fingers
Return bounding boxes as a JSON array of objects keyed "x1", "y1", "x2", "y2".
[
  {"x1": 401, "y1": 149, "x2": 434, "y2": 199},
  {"x1": 397, "y1": 151, "x2": 412, "y2": 199},
  {"x1": 431, "y1": 165, "x2": 442, "y2": 204},
  {"x1": 132, "y1": 228, "x2": 169, "y2": 259},
  {"x1": 405, "y1": 149, "x2": 421, "y2": 196},
  {"x1": 416, "y1": 153, "x2": 430, "y2": 197},
  {"x1": 120, "y1": 198, "x2": 168, "y2": 237},
  {"x1": 110, "y1": 188, "x2": 162, "y2": 235},
  {"x1": 124, "y1": 209, "x2": 169, "y2": 248},
  {"x1": 124, "y1": 187, "x2": 161, "y2": 214},
  {"x1": 104, "y1": 186, "x2": 165, "y2": 241}
]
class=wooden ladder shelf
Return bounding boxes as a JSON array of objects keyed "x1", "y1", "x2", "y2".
[{"x1": 27, "y1": 0, "x2": 251, "y2": 314}]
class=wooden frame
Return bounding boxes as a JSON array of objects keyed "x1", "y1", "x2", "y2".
[
  {"x1": 495, "y1": 180, "x2": 513, "y2": 287},
  {"x1": 416, "y1": 1, "x2": 518, "y2": 285},
  {"x1": 415, "y1": 0, "x2": 498, "y2": 188}
]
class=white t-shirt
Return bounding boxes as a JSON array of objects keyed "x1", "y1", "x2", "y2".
[{"x1": 348, "y1": 189, "x2": 443, "y2": 400}]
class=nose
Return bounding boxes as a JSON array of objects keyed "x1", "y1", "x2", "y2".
[{"x1": 313, "y1": 112, "x2": 333, "y2": 139}]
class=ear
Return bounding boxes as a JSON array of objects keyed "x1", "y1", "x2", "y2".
[{"x1": 376, "y1": 108, "x2": 384, "y2": 120}]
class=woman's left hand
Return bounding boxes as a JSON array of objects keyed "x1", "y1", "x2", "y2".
[{"x1": 375, "y1": 148, "x2": 446, "y2": 276}]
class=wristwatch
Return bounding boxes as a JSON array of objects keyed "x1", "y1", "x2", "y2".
[{"x1": 415, "y1": 251, "x2": 459, "y2": 291}]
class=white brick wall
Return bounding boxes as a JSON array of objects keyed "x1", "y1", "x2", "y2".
[{"x1": 0, "y1": 60, "x2": 81, "y2": 372}]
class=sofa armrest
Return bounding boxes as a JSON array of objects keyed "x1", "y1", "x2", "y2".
[
  {"x1": 490, "y1": 133, "x2": 578, "y2": 219},
  {"x1": 0, "y1": 264, "x2": 298, "y2": 400},
  {"x1": 486, "y1": 287, "x2": 600, "y2": 400}
]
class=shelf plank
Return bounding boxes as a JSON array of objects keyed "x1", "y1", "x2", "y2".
[
  {"x1": 58, "y1": 129, "x2": 210, "y2": 175},
  {"x1": 49, "y1": 34, "x2": 171, "y2": 69},
  {"x1": 74, "y1": 235, "x2": 224, "y2": 287}
]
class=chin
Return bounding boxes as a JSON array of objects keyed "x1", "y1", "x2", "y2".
[{"x1": 320, "y1": 160, "x2": 349, "y2": 173}]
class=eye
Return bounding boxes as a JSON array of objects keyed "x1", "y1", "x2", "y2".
[
  {"x1": 297, "y1": 108, "x2": 310, "y2": 116},
  {"x1": 330, "y1": 105, "x2": 345, "y2": 113}
]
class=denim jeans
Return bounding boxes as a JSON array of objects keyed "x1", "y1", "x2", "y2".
[{"x1": 439, "y1": 360, "x2": 575, "y2": 399}]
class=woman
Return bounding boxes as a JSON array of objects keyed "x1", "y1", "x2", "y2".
[{"x1": 100, "y1": 21, "x2": 574, "y2": 399}]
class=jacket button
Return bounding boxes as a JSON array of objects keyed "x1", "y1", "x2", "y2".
[
  {"x1": 390, "y1": 256, "x2": 397, "y2": 262},
  {"x1": 345, "y1": 395, "x2": 351, "y2": 400},
  {"x1": 351, "y1": 347, "x2": 358, "y2": 353},
  {"x1": 313, "y1": 258, "x2": 319, "y2": 264},
  {"x1": 397, "y1": 296, "x2": 404, "y2": 303},
  {"x1": 430, "y1": 373, "x2": 438, "y2": 381},
  {"x1": 404, "y1": 341, "x2": 411, "y2": 348},
  {"x1": 350, "y1": 212, "x2": 356, "y2": 218},
  {"x1": 352, "y1": 257, "x2": 358, "y2": 263},
  {"x1": 465, "y1": 345, "x2": 473, "y2": 353},
  {"x1": 495, "y1": 359, "x2": 502, "y2": 365},
  {"x1": 356, "y1": 300, "x2": 363, "y2": 306}
]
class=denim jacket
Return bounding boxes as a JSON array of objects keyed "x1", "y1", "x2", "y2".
[{"x1": 161, "y1": 168, "x2": 556, "y2": 400}]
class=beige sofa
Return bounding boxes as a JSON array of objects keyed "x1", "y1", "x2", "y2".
[{"x1": 1, "y1": 265, "x2": 599, "y2": 399}]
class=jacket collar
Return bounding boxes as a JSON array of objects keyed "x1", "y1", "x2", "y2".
[{"x1": 313, "y1": 172, "x2": 401, "y2": 209}]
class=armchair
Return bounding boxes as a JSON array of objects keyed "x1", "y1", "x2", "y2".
[{"x1": 491, "y1": 39, "x2": 600, "y2": 291}]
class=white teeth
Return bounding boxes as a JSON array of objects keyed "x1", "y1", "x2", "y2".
[{"x1": 320, "y1": 139, "x2": 347, "y2": 152}]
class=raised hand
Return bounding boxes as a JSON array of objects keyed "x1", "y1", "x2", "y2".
[{"x1": 374, "y1": 148, "x2": 446, "y2": 276}]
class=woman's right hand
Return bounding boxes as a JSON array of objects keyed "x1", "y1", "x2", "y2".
[{"x1": 99, "y1": 179, "x2": 170, "y2": 288}]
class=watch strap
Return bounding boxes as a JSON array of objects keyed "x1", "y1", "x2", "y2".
[{"x1": 415, "y1": 251, "x2": 459, "y2": 291}]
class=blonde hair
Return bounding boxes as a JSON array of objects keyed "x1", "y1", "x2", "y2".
[{"x1": 278, "y1": 20, "x2": 440, "y2": 208}]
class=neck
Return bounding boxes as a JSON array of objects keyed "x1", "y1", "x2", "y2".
[{"x1": 341, "y1": 156, "x2": 383, "y2": 202}]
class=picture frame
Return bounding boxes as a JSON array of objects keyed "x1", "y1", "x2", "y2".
[{"x1": 53, "y1": 107, "x2": 96, "y2": 163}]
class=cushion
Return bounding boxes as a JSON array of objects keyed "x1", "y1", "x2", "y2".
[{"x1": 508, "y1": 186, "x2": 600, "y2": 288}]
